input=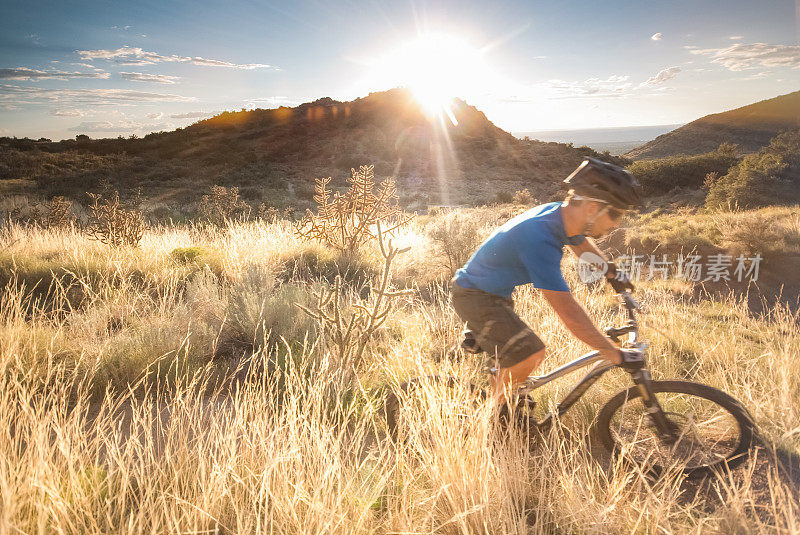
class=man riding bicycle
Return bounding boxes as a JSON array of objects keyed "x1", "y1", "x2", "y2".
[{"x1": 450, "y1": 157, "x2": 642, "y2": 404}]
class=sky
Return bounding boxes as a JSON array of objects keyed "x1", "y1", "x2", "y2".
[{"x1": 1, "y1": 0, "x2": 798, "y2": 141}]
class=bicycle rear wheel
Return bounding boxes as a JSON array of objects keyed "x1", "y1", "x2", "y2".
[
  {"x1": 384, "y1": 376, "x2": 488, "y2": 443},
  {"x1": 596, "y1": 380, "x2": 757, "y2": 477}
]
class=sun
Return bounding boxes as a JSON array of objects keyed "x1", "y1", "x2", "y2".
[{"x1": 369, "y1": 33, "x2": 489, "y2": 117}]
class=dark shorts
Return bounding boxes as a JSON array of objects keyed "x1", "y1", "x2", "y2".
[{"x1": 450, "y1": 281, "x2": 546, "y2": 368}]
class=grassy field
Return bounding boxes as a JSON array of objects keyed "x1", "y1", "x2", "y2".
[{"x1": 1, "y1": 209, "x2": 799, "y2": 533}]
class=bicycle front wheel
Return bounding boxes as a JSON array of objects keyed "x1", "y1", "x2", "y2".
[{"x1": 596, "y1": 380, "x2": 757, "y2": 477}]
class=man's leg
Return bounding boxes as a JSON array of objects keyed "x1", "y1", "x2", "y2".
[{"x1": 492, "y1": 347, "x2": 546, "y2": 404}]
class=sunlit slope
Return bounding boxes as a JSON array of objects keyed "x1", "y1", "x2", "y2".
[
  {"x1": 626, "y1": 90, "x2": 800, "y2": 160},
  {"x1": 3, "y1": 88, "x2": 625, "y2": 206}
]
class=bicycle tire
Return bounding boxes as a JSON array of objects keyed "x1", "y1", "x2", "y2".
[
  {"x1": 596, "y1": 380, "x2": 757, "y2": 477},
  {"x1": 384, "y1": 375, "x2": 488, "y2": 442}
]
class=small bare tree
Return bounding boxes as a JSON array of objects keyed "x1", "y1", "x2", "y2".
[
  {"x1": 44, "y1": 196, "x2": 73, "y2": 229},
  {"x1": 86, "y1": 191, "x2": 145, "y2": 247},
  {"x1": 295, "y1": 165, "x2": 413, "y2": 253},
  {"x1": 198, "y1": 185, "x2": 250, "y2": 226},
  {"x1": 296, "y1": 222, "x2": 411, "y2": 382},
  {"x1": 257, "y1": 203, "x2": 294, "y2": 223}
]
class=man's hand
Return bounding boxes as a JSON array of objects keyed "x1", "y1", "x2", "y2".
[{"x1": 600, "y1": 345, "x2": 622, "y2": 365}]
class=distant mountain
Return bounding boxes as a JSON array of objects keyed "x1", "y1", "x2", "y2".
[
  {"x1": 515, "y1": 124, "x2": 681, "y2": 155},
  {"x1": 1, "y1": 88, "x2": 625, "y2": 208},
  {"x1": 625, "y1": 91, "x2": 800, "y2": 160}
]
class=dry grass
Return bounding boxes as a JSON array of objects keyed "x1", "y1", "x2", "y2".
[
  {"x1": 1, "y1": 210, "x2": 799, "y2": 533},
  {"x1": 625, "y1": 205, "x2": 800, "y2": 256}
]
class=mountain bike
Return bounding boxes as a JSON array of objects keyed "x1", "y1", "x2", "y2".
[{"x1": 385, "y1": 288, "x2": 758, "y2": 478}]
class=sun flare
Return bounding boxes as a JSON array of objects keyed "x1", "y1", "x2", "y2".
[{"x1": 369, "y1": 33, "x2": 490, "y2": 117}]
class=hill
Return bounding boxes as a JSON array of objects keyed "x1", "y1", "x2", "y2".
[
  {"x1": 625, "y1": 90, "x2": 800, "y2": 160},
  {"x1": 0, "y1": 88, "x2": 624, "y2": 212}
]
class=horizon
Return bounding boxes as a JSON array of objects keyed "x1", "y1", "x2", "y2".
[{"x1": 1, "y1": 0, "x2": 798, "y2": 141}]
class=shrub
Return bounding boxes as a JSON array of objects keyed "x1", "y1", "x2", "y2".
[
  {"x1": 1, "y1": 195, "x2": 41, "y2": 225},
  {"x1": 492, "y1": 191, "x2": 514, "y2": 204},
  {"x1": 428, "y1": 212, "x2": 485, "y2": 275},
  {"x1": 43, "y1": 196, "x2": 73, "y2": 229},
  {"x1": 86, "y1": 191, "x2": 145, "y2": 247},
  {"x1": 198, "y1": 185, "x2": 250, "y2": 226},
  {"x1": 512, "y1": 188, "x2": 534, "y2": 205},
  {"x1": 169, "y1": 246, "x2": 208, "y2": 264},
  {"x1": 628, "y1": 144, "x2": 739, "y2": 195},
  {"x1": 705, "y1": 131, "x2": 800, "y2": 209},
  {"x1": 227, "y1": 265, "x2": 315, "y2": 349},
  {"x1": 295, "y1": 165, "x2": 413, "y2": 253},
  {"x1": 257, "y1": 203, "x2": 294, "y2": 223},
  {"x1": 714, "y1": 212, "x2": 786, "y2": 255}
]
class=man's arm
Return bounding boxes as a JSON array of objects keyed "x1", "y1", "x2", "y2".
[{"x1": 539, "y1": 288, "x2": 621, "y2": 364}]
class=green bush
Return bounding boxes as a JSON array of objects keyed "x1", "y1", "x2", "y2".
[
  {"x1": 628, "y1": 144, "x2": 739, "y2": 195},
  {"x1": 492, "y1": 191, "x2": 514, "y2": 204},
  {"x1": 705, "y1": 153, "x2": 787, "y2": 208},
  {"x1": 705, "y1": 130, "x2": 799, "y2": 209},
  {"x1": 169, "y1": 246, "x2": 208, "y2": 264}
]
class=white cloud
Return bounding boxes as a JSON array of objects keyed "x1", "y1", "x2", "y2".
[
  {"x1": 742, "y1": 71, "x2": 770, "y2": 80},
  {"x1": 683, "y1": 45, "x2": 698, "y2": 49},
  {"x1": 549, "y1": 75, "x2": 633, "y2": 98},
  {"x1": 51, "y1": 109, "x2": 85, "y2": 117},
  {"x1": 68, "y1": 119, "x2": 171, "y2": 133},
  {"x1": 0, "y1": 84, "x2": 196, "y2": 106},
  {"x1": 493, "y1": 67, "x2": 685, "y2": 104},
  {"x1": 168, "y1": 111, "x2": 217, "y2": 119},
  {"x1": 0, "y1": 68, "x2": 110, "y2": 81},
  {"x1": 640, "y1": 66, "x2": 681, "y2": 86},
  {"x1": 146, "y1": 112, "x2": 163, "y2": 119},
  {"x1": 120, "y1": 72, "x2": 180, "y2": 84},
  {"x1": 729, "y1": 36, "x2": 743, "y2": 40},
  {"x1": 245, "y1": 96, "x2": 291, "y2": 108},
  {"x1": 651, "y1": 33, "x2": 663, "y2": 41},
  {"x1": 691, "y1": 42, "x2": 800, "y2": 70},
  {"x1": 77, "y1": 45, "x2": 276, "y2": 70}
]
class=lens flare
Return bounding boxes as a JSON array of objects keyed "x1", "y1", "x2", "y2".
[{"x1": 369, "y1": 33, "x2": 490, "y2": 118}]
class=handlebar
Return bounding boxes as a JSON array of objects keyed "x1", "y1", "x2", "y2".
[{"x1": 605, "y1": 287, "x2": 642, "y2": 348}]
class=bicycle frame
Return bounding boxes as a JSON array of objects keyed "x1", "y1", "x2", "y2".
[
  {"x1": 508, "y1": 291, "x2": 670, "y2": 431},
  {"x1": 515, "y1": 351, "x2": 617, "y2": 428}
]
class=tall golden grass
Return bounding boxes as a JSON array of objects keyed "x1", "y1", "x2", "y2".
[{"x1": 0, "y1": 213, "x2": 798, "y2": 533}]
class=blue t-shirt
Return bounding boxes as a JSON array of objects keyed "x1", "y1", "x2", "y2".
[{"x1": 453, "y1": 202, "x2": 585, "y2": 297}]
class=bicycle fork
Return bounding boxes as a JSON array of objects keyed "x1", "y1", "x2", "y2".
[{"x1": 631, "y1": 369, "x2": 679, "y2": 442}]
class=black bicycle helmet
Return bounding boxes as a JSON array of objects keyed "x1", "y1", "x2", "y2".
[{"x1": 563, "y1": 157, "x2": 642, "y2": 210}]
